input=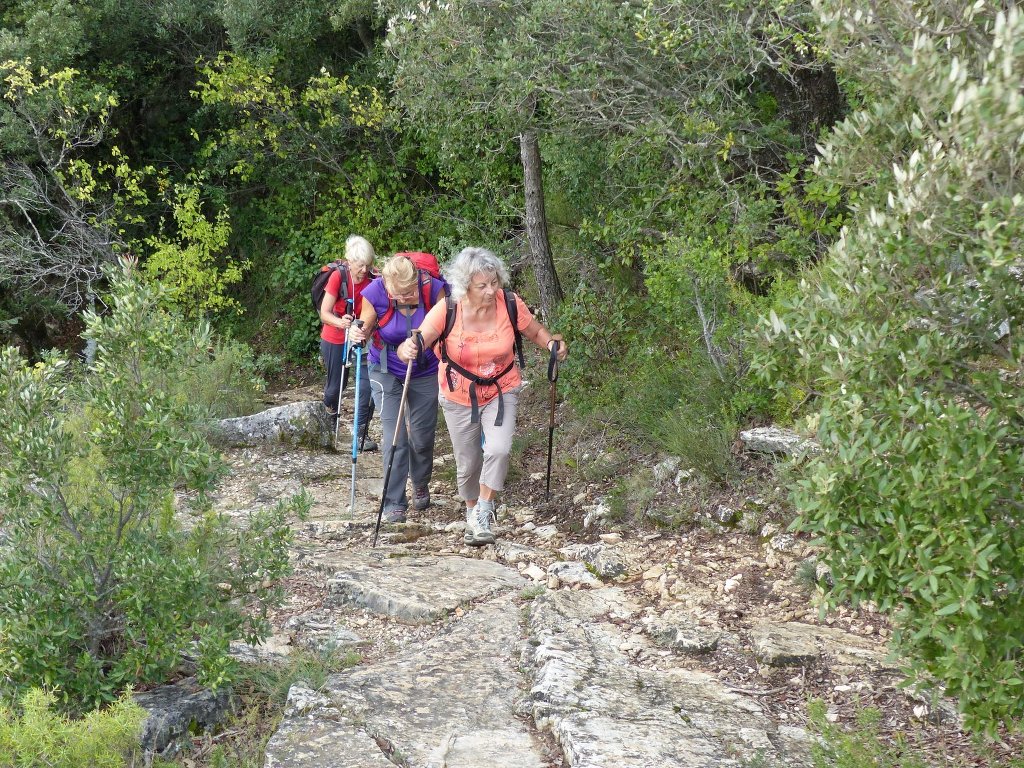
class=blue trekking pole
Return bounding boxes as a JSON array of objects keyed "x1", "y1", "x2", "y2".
[
  {"x1": 348, "y1": 319, "x2": 365, "y2": 513},
  {"x1": 334, "y1": 298, "x2": 354, "y2": 451}
]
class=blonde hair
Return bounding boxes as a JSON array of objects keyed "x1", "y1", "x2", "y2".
[
  {"x1": 381, "y1": 254, "x2": 418, "y2": 295},
  {"x1": 344, "y1": 235, "x2": 376, "y2": 266}
]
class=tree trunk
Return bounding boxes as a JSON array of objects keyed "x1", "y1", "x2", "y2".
[{"x1": 519, "y1": 129, "x2": 563, "y2": 317}]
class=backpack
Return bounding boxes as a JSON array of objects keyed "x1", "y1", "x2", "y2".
[
  {"x1": 436, "y1": 290, "x2": 526, "y2": 425},
  {"x1": 311, "y1": 260, "x2": 353, "y2": 317},
  {"x1": 395, "y1": 251, "x2": 443, "y2": 281},
  {"x1": 372, "y1": 252, "x2": 445, "y2": 370}
]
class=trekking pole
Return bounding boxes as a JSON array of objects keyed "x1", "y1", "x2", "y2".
[
  {"x1": 348, "y1": 319, "x2": 365, "y2": 513},
  {"x1": 334, "y1": 299, "x2": 355, "y2": 451},
  {"x1": 545, "y1": 339, "x2": 561, "y2": 500},
  {"x1": 373, "y1": 332, "x2": 421, "y2": 547}
]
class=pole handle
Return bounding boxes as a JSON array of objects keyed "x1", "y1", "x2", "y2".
[{"x1": 547, "y1": 339, "x2": 560, "y2": 382}]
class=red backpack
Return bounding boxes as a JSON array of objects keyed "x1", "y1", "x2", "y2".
[{"x1": 372, "y1": 253, "x2": 446, "y2": 362}]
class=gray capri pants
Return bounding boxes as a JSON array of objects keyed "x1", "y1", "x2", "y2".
[{"x1": 440, "y1": 386, "x2": 521, "y2": 502}]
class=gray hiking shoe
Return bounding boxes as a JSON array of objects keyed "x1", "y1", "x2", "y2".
[
  {"x1": 383, "y1": 508, "x2": 407, "y2": 524},
  {"x1": 413, "y1": 485, "x2": 431, "y2": 511},
  {"x1": 463, "y1": 499, "x2": 496, "y2": 547}
]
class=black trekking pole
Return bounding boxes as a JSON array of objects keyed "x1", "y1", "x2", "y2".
[
  {"x1": 348, "y1": 320, "x2": 365, "y2": 513},
  {"x1": 372, "y1": 332, "x2": 421, "y2": 547},
  {"x1": 545, "y1": 339, "x2": 561, "y2": 501}
]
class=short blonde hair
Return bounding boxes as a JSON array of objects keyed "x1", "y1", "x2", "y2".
[
  {"x1": 380, "y1": 255, "x2": 418, "y2": 294},
  {"x1": 344, "y1": 235, "x2": 375, "y2": 266}
]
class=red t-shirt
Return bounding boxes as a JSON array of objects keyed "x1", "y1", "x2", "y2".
[
  {"x1": 320, "y1": 268, "x2": 372, "y2": 345},
  {"x1": 421, "y1": 290, "x2": 533, "y2": 407}
]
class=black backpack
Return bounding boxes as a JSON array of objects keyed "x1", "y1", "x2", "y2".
[{"x1": 311, "y1": 260, "x2": 352, "y2": 316}]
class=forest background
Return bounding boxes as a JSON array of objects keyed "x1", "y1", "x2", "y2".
[{"x1": 1, "y1": 0, "x2": 1022, "y2": 756}]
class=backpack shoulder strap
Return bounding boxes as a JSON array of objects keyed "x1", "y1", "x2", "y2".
[
  {"x1": 332, "y1": 261, "x2": 351, "y2": 304},
  {"x1": 418, "y1": 270, "x2": 434, "y2": 310},
  {"x1": 503, "y1": 290, "x2": 525, "y2": 368},
  {"x1": 439, "y1": 294, "x2": 457, "y2": 343}
]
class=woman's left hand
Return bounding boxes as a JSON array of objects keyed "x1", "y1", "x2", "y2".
[{"x1": 548, "y1": 335, "x2": 568, "y2": 362}]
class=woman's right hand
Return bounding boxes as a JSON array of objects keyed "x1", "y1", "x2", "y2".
[
  {"x1": 396, "y1": 336, "x2": 419, "y2": 362},
  {"x1": 347, "y1": 319, "x2": 366, "y2": 343}
]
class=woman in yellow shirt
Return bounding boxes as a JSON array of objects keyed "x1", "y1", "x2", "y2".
[{"x1": 398, "y1": 247, "x2": 567, "y2": 546}]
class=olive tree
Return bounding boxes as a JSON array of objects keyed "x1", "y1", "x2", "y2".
[
  {"x1": 0, "y1": 263, "x2": 303, "y2": 709},
  {"x1": 760, "y1": 1, "x2": 1024, "y2": 732}
]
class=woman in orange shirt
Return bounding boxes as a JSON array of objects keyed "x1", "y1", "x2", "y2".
[{"x1": 397, "y1": 247, "x2": 567, "y2": 546}]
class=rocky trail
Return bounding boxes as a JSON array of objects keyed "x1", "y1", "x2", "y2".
[{"x1": 201, "y1": 381, "x2": 1006, "y2": 768}]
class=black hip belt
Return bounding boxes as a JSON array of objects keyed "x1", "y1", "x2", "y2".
[{"x1": 443, "y1": 358, "x2": 515, "y2": 426}]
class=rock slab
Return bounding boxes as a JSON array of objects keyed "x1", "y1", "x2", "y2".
[
  {"x1": 266, "y1": 596, "x2": 547, "y2": 768},
  {"x1": 524, "y1": 589, "x2": 810, "y2": 767},
  {"x1": 326, "y1": 554, "x2": 527, "y2": 623}
]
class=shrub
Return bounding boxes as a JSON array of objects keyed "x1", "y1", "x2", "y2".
[
  {"x1": 759, "y1": 4, "x2": 1024, "y2": 733},
  {"x1": 0, "y1": 265, "x2": 303, "y2": 710},
  {"x1": 171, "y1": 334, "x2": 268, "y2": 420},
  {"x1": 0, "y1": 688, "x2": 145, "y2": 767},
  {"x1": 807, "y1": 700, "x2": 928, "y2": 768}
]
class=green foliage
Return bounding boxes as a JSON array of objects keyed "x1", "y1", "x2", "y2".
[
  {"x1": 758, "y1": 4, "x2": 1024, "y2": 733},
  {"x1": 144, "y1": 179, "x2": 250, "y2": 316},
  {"x1": 0, "y1": 688, "x2": 145, "y2": 767},
  {"x1": 807, "y1": 700, "x2": 928, "y2": 768},
  {"x1": 193, "y1": 52, "x2": 388, "y2": 181},
  {"x1": 0, "y1": 266, "x2": 303, "y2": 710},
  {"x1": 169, "y1": 334, "x2": 268, "y2": 420}
]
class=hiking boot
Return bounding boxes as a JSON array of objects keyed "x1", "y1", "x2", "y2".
[
  {"x1": 463, "y1": 499, "x2": 496, "y2": 547},
  {"x1": 413, "y1": 485, "x2": 431, "y2": 511},
  {"x1": 353, "y1": 428, "x2": 378, "y2": 452},
  {"x1": 383, "y1": 508, "x2": 407, "y2": 524},
  {"x1": 325, "y1": 408, "x2": 339, "y2": 431}
]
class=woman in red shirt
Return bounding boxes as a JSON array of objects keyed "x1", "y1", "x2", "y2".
[
  {"x1": 398, "y1": 247, "x2": 567, "y2": 546},
  {"x1": 319, "y1": 234, "x2": 377, "y2": 451}
]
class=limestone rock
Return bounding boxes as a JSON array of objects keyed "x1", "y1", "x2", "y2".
[
  {"x1": 647, "y1": 610, "x2": 722, "y2": 655},
  {"x1": 135, "y1": 677, "x2": 231, "y2": 757},
  {"x1": 559, "y1": 542, "x2": 630, "y2": 580},
  {"x1": 523, "y1": 589, "x2": 810, "y2": 767},
  {"x1": 266, "y1": 597, "x2": 548, "y2": 768},
  {"x1": 750, "y1": 623, "x2": 821, "y2": 666},
  {"x1": 326, "y1": 555, "x2": 527, "y2": 624},
  {"x1": 216, "y1": 401, "x2": 330, "y2": 448},
  {"x1": 739, "y1": 426, "x2": 819, "y2": 456},
  {"x1": 547, "y1": 560, "x2": 602, "y2": 588}
]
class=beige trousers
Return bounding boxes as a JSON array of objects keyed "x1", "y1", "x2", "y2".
[{"x1": 440, "y1": 387, "x2": 521, "y2": 501}]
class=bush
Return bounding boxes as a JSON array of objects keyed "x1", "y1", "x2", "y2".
[
  {"x1": 171, "y1": 334, "x2": 268, "y2": 420},
  {"x1": 759, "y1": 4, "x2": 1024, "y2": 733},
  {"x1": 0, "y1": 688, "x2": 145, "y2": 767},
  {"x1": 807, "y1": 700, "x2": 927, "y2": 768},
  {"x1": 0, "y1": 265, "x2": 304, "y2": 710}
]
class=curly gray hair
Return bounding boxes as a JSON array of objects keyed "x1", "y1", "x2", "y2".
[{"x1": 443, "y1": 247, "x2": 511, "y2": 301}]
